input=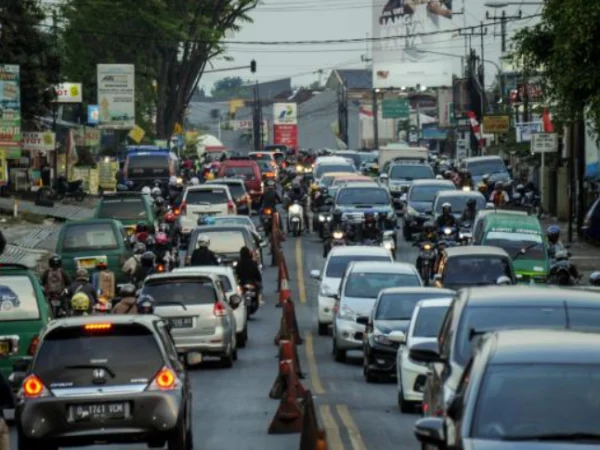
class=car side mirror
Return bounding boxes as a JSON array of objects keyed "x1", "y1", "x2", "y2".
[
  {"x1": 229, "y1": 294, "x2": 242, "y2": 309},
  {"x1": 414, "y1": 417, "x2": 446, "y2": 447},
  {"x1": 400, "y1": 194, "x2": 407, "y2": 202},
  {"x1": 310, "y1": 270, "x2": 320, "y2": 280},
  {"x1": 447, "y1": 393, "x2": 464, "y2": 419},
  {"x1": 356, "y1": 316, "x2": 369, "y2": 326},
  {"x1": 387, "y1": 330, "x2": 406, "y2": 344},
  {"x1": 260, "y1": 240, "x2": 268, "y2": 248},
  {"x1": 409, "y1": 341, "x2": 443, "y2": 364}
]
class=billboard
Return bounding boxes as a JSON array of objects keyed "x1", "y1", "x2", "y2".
[
  {"x1": 273, "y1": 103, "x2": 298, "y2": 149},
  {"x1": 97, "y1": 64, "x2": 135, "y2": 129},
  {"x1": 54, "y1": 83, "x2": 82, "y2": 103},
  {"x1": 437, "y1": 87, "x2": 453, "y2": 127},
  {"x1": 0, "y1": 65, "x2": 21, "y2": 150},
  {"x1": 372, "y1": 0, "x2": 461, "y2": 89}
]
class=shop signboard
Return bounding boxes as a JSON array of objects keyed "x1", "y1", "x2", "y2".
[
  {"x1": 97, "y1": 64, "x2": 135, "y2": 129},
  {"x1": 54, "y1": 83, "x2": 82, "y2": 103},
  {"x1": 0, "y1": 65, "x2": 21, "y2": 150},
  {"x1": 23, "y1": 131, "x2": 55, "y2": 151}
]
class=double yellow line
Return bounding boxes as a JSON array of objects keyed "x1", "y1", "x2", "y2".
[{"x1": 295, "y1": 239, "x2": 367, "y2": 450}]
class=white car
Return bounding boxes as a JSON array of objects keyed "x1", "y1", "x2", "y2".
[
  {"x1": 172, "y1": 266, "x2": 248, "y2": 348},
  {"x1": 180, "y1": 184, "x2": 237, "y2": 234},
  {"x1": 396, "y1": 297, "x2": 452, "y2": 413},
  {"x1": 310, "y1": 246, "x2": 393, "y2": 336}
]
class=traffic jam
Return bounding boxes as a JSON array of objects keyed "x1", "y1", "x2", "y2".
[{"x1": 2, "y1": 145, "x2": 600, "y2": 450}]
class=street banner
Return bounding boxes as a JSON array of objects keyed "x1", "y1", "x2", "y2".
[
  {"x1": 0, "y1": 65, "x2": 21, "y2": 150},
  {"x1": 54, "y1": 83, "x2": 82, "y2": 103},
  {"x1": 516, "y1": 122, "x2": 543, "y2": 143},
  {"x1": 23, "y1": 131, "x2": 55, "y2": 151},
  {"x1": 97, "y1": 64, "x2": 135, "y2": 129},
  {"x1": 437, "y1": 88, "x2": 453, "y2": 127},
  {"x1": 483, "y1": 115, "x2": 510, "y2": 134},
  {"x1": 273, "y1": 103, "x2": 298, "y2": 149}
]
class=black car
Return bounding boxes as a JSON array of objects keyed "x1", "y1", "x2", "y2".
[
  {"x1": 415, "y1": 329, "x2": 600, "y2": 449},
  {"x1": 414, "y1": 286, "x2": 600, "y2": 421},
  {"x1": 13, "y1": 315, "x2": 193, "y2": 450}
]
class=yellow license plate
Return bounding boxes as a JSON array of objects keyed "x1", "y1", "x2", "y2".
[
  {"x1": 0, "y1": 341, "x2": 10, "y2": 357},
  {"x1": 77, "y1": 258, "x2": 99, "y2": 269},
  {"x1": 126, "y1": 227, "x2": 136, "y2": 236}
]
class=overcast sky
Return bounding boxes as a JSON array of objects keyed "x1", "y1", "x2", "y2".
[{"x1": 198, "y1": 0, "x2": 544, "y2": 94}]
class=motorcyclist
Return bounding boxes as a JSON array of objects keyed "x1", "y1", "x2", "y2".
[
  {"x1": 436, "y1": 202, "x2": 457, "y2": 229},
  {"x1": 477, "y1": 174, "x2": 490, "y2": 196},
  {"x1": 235, "y1": 246, "x2": 263, "y2": 298},
  {"x1": 361, "y1": 210, "x2": 382, "y2": 242},
  {"x1": 134, "y1": 251, "x2": 156, "y2": 287},
  {"x1": 287, "y1": 180, "x2": 309, "y2": 232},
  {"x1": 154, "y1": 232, "x2": 174, "y2": 271},
  {"x1": 460, "y1": 170, "x2": 473, "y2": 190},
  {"x1": 123, "y1": 242, "x2": 146, "y2": 279},
  {"x1": 190, "y1": 234, "x2": 219, "y2": 266},
  {"x1": 136, "y1": 294, "x2": 156, "y2": 314},
  {"x1": 312, "y1": 186, "x2": 331, "y2": 209},
  {"x1": 442, "y1": 170, "x2": 453, "y2": 181},
  {"x1": 132, "y1": 222, "x2": 149, "y2": 245},
  {"x1": 154, "y1": 196, "x2": 167, "y2": 217},
  {"x1": 91, "y1": 261, "x2": 115, "y2": 299},
  {"x1": 546, "y1": 225, "x2": 565, "y2": 259},
  {"x1": 70, "y1": 292, "x2": 92, "y2": 316},
  {"x1": 112, "y1": 283, "x2": 138, "y2": 314},
  {"x1": 489, "y1": 181, "x2": 510, "y2": 207},
  {"x1": 263, "y1": 179, "x2": 282, "y2": 210},
  {"x1": 41, "y1": 254, "x2": 71, "y2": 298},
  {"x1": 461, "y1": 198, "x2": 478, "y2": 223},
  {"x1": 67, "y1": 269, "x2": 97, "y2": 306},
  {"x1": 151, "y1": 186, "x2": 162, "y2": 199},
  {"x1": 323, "y1": 209, "x2": 345, "y2": 257},
  {"x1": 141, "y1": 186, "x2": 152, "y2": 196},
  {"x1": 418, "y1": 221, "x2": 438, "y2": 243}
]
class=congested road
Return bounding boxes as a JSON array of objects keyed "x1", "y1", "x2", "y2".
[{"x1": 8, "y1": 219, "x2": 420, "y2": 450}]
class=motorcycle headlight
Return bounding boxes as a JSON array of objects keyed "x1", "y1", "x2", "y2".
[
  {"x1": 374, "y1": 333, "x2": 394, "y2": 346},
  {"x1": 295, "y1": 165, "x2": 303, "y2": 172},
  {"x1": 443, "y1": 227, "x2": 452, "y2": 236},
  {"x1": 383, "y1": 240, "x2": 394, "y2": 250},
  {"x1": 319, "y1": 214, "x2": 326, "y2": 222},
  {"x1": 289, "y1": 204, "x2": 301, "y2": 214},
  {"x1": 333, "y1": 231, "x2": 344, "y2": 240},
  {"x1": 423, "y1": 243, "x2": 433, "y2": 251},
  {"x1": 339, "y1": 305, "x2": 358, "y2": 321}
]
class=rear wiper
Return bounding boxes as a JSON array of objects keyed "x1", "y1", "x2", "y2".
[
  {"x1": 503, "y1": 433, "x2": 600, "y2": 442},
  {"x1": 156, "y1": 301, "x2": 187, "y2": 310},
  {"x1": 514, "y1": 242, "x2": 540, "y2": 260},
  {"x1": 64, "y1": 364, "x2": 115, "y2": 378}
]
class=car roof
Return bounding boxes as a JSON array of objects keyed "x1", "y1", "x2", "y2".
[
  {"x1": 434, "y1": 190, "x2": 485, "y2": 200},
  {"x1": 100, "y1": 192, "x2": 144, "y2": 199},
  {"x1": 444, "y1": 245, "x2": 510, "y2": 258},
  {"x1": 464, "y1": 155, "x2": 503, "y2": 164},
  {"x1": 411, "y1": 179, "x2": 456, "y2": 187},
  {"x1": 487, "y1": 329, "x2": 600, "y2": 365},
  {"x1": 144, "y1": 271, "x2": 219, "y2": 283},
  {"x1": 416, "y1": 297, "x2": 454, "y2": 308},
  {"x1": 322, "y1": 172, "x2": 355, "y2": 179},
  {"x1": 380, "y1": 287, "x2": 455, "y2": 296},
  {"x1": 213, "y1": 215, "x2": 252, "y2": 222},
  {"x1": 186, "y1": 184, "x2": 231, "y2": 192},
  {"x1": 194, "y1": 224, "x2": 250, "y2": 233},
  {"x1": 390, "y1": 162, "x2": 432, "y2": 168},
  {"x1": 329, "y1": 245, "x2": 391, "y2": 257},
  {"x1": 484, "y1": 214, "x2": 541, "y2": 230},
  {"x1": 338, "y1": 181, "x2": 381, "y2": 189},
  {"x1": 64, "y1": 218, "x2": 120, "y2": 226},
  {"x1": 476, "y1": 209, "x2": 529, "y2": 219},
  {"x1": 43, "y1": 314, "x2": 163, "y2": 334},
  {"x1": 172, "y1": 266, "x2": 234, "y2": 277},
  {"x1": 349, "y1": 261, "x2": 417, "y2": 275},
  {"x1": 463, "y1": 286, "x2": 600, "y2": 307},
  {"x1": 316, "y1": 156, "x2": 350, "y2": 164}
]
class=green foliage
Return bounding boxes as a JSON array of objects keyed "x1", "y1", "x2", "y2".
[
  {"x1": 0, "y1": 0, "x2": 61, "y2": 127},
  {"x1": 512, "y1": 0, "x2": 600, "y2": 135},
  {"x1": 211, "y1": 77, "x2": 252, "y2": 100}
]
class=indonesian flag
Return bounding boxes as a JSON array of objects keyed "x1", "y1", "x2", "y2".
[
  {"x1": 542, "y1": 107, "x2": 554, "y2": 133},
  {"x1": 359, "y1": 106, "x2": 373, "y2": 118},
  {"x1": 466, "y1": 111, "x2": 483, "y2": 147}
]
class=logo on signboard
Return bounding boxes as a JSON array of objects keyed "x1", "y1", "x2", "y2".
[
  {"x1": 278, "y1": 105, "x2": 294, "y2": 120},
  {"x1": 273, "y1": 103, "x2": 297, "y2": 125}
]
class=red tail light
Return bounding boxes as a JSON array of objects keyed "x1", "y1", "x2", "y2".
[
  {"x1": 147, "y1": 366, "x2": 180, "y2": 391},
  {"x1": 180, "y1": 201, "x2": 187, "y2": 215},
  {"x1": 156, "y1": 264, "x2": 165, "y2": 272},
  {"x1": 28, "y1": 336, "x2": 39, "y2": 356},
  {"x1": 22, "y1": 374, "x2": 50, "y2": 399},
  {"x1": 214, "y1": 301, "x2": 227, "y2": 317},
  {"x1": 173, "y1": 207, "x2": 181, "y2": 217},
  {"x1": 264, "y1": 207, "x2": 272, "y2": 215},
  {"x1": 227, "y1": 200, "x2": 234, "y2": 213}
]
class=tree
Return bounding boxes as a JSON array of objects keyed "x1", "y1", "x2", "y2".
[
  {"x1": 512, "y1": 0, "x2": 600, "y2": 134},
  {"x1": 210, "y1": 76, "x2": 252, "y2": 99},
  {"x1": 0, "y1": 0, "x2": 60, "y2": 128}
]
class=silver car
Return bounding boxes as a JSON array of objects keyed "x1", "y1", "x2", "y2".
[{"x1": 141, "y1": 272, "x2": 239, "y2": 368}]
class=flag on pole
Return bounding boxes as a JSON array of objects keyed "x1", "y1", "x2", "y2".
[{"x1": 542, "y1": 107, "x2": 554, "y2": 133}]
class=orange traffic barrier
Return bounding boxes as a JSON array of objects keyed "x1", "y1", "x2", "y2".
[
  {"x1": 299, "y1": 390, "x2": 328, "y2": 450},
  {"x1": 284, "y1": 298, "x2": 303, "y2": 345},
  {"x1": 268, "y1": 359, "x2": 305, "y2": 434},
  {"x1": 270, "y1": 339, "x2": 305, "y2": 398}
]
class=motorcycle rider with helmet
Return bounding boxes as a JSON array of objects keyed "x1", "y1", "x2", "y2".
[
  {"x1": 547, "y1": 225, "x2": 566, "y2": 259},
  {"x1": 461, "y1": 198, "x2": 478, "y2": 223},
  {"x1": 134, "y1": 251, "x2": 156, "y2": 288},
  {"x1": 132, "y1": 222, "x2": 149, "y2": 245},
  {"x1": 41, "y1": 254, "x2": 71, "y2": 299},
  {"x1": 415, "y1": 221, "x2": 438, "y2": 273},
  {"x1": 287, "y1": 180, "x2": 309, "y2": 232},
  {"x1": 262, "y1": 179, "x2": 283, "y2": 234},
  {"x1": 141, "y1": 186, "x2": 152, "y2": 196},
  {"x1": 361, "y1": 210, "x2": 382, "y2": 242},
  {"x1": 70, "y1": 292, "x2": 92, "y2": 316},
  {"x1": 436, "y1": 202, "x2": 457, "y2": 228},
  {"x1": 92, "y1": 261, "x2": 115, "y2": 299},
  {"x1": 235, "y1": 246, "x2": 263, "y2": 301},
  {"x1": 460, "y1": 169, "x2": 473, "y2": 190},
  {"x1": 477, "y1": 174, "x2": 490, "y2": 196},
  {"x1": 190, "y1": 234, "x2": 219, "y2": 266},
  {"x1": 112, "y1": 284, "x2": 138, "y2": 314},
  {"x1": 136, "y1": 294, "x2": 156, "y2": 314},
  {"x1": 67, "y1": 269, "x2": 97, "y2": 309},
  {"x1": 154, "y1": 232, "x2": 174, "y2": 271},
  {"x1": 489, "y1": 181, "x2": 510, "y2": 206},
  {"x1": 122, "y1": 242, "x2": 146, "y2": 279}
]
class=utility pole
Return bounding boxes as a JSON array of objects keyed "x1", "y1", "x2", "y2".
[
  {"x1": 372, "y1": 89, "x2": 379, "y2": 149},
  {"x1": 338, "y1": 82, "x2": 349, "y2": 147},
  {"x1": 459, "y1": 23, "x2": 488, "y2": 117},
  {"x1": 486, "y1": 9, "x2": 522, "y2": 53},
  {"x1": 51, "y1": 9, "x2": 59, "y2": 185},
  {"x1": 252, "y1": 82, "x2": 261, "y2": 151}
]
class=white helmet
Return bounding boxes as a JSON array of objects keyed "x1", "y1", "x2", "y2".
[
  {"x1": 151, "y1": 187, "x2": 162, "y2": 197},
  {"x1": 436, "y1": 174, "x2": 443, "y2": 180},
  {"x1": 190, "y1": 177, "x2": 200, "y2": 186},
  {"x1": 169, "y1": 176, "x2": 178, "y2": 186},
  {"x1": 198, "y1": 234, "x2": 210, "y2": 248},
  {"x1": 141, "y1": 186, "x2": 151, "y2": 195}
]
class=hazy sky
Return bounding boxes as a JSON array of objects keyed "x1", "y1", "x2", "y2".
[{"x1": 199, "y1": 0, "x2": 544, "y2": 93}]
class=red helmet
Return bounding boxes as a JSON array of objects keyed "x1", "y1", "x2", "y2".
[
  {"x1": 155, "y1": 232, "x2": 168, "y2": 245},
  {"x1": 164, "y1": 212, "x2": 176, "y2": 223}
]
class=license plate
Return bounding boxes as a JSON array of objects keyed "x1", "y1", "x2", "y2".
[
  {"x1": 132, "y1": 168, "x2": 144, "y2": 174},
  {"x1": 420, "y1": 251, "x2": 433, "y2": 259},
  {"x1": 126, "y1": 227, "x2": 136, "y2": 236},
  {"x1": 51, "y1": 300, "x2": 61, "y2": 307},
  {"x1": 169, "y1": 317, "x2": 193, "y2": 328},
  {"x1": 71, "y1": 403, "x2": 127, "y2": 422},
  {"x1": 0, "y1": 341, "x2": 9, "y2": 357},
  {"x1": 76, "y1": 256, "x2": 107, "y2": 270}
]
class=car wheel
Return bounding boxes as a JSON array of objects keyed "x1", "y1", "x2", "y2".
[
  {"x1": 221, "y1": 346, "x2": 234, "y2": 368},
  {"x1": 363, "y1": 353, "x2": 376, "y2": 383},
  {"x1": 398, "y1": 381, "x2": 414, "y2": 413},
  {"x1": 167, "y1": 418, "x2": 187, "y2": 450},
  {"x1": 332, "y1": 338, "x2": 346, "y2": 363},
  {"x1": 185, "y1": 407, "x2": 194, "y2": 450},
  {"x1": 317, "y1": 322, "x2": 328, "y2": 336},
  {"x1": 237, "y1": 327, "x2": 248, "y2": 348},
  {"x1": 403, "y1": 223, "x2": 412, "y2": 241}
]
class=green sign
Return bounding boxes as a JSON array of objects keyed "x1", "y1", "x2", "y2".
[{"x1": 382, "y1": 98, "x2": 410, "y2": 119}]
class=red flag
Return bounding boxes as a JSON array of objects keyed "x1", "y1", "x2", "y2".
[{"x1": 542, "y1": 107, "x2": 554, "y2": 133}]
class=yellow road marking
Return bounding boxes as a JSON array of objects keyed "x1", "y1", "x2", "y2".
[
  {"x1": 319, "y1": 405, "x2": 345, "y2": 450},
  {"x1": 337, "y1": 404, "x2": 367, "y2": 450},
  {"x1": 295, "y1": 238, "x2": 306, "y2": 304},
  {"x1": 304, "y1": 332, "x2": 325, "y2": 394}
]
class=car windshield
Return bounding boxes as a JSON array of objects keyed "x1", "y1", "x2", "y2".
[
  {"x1": 186, "y1": 188, "x2": 228, "y2": 204},
  {"x1": 222, "y1": 166, "x2": 256, "y2": 180},
  {"x1": 444, "y1": 257, "x2": 512, "y2": 286},
  {"x1": 321, "y1": 175, "x2": 350, "y2": 187},
  {"x1": 35, "y1": 324, "x2": 163, "y2": 388},
  {"x1": 97, "y1": 198, "x2": 147, "y2": 220},
  {"x1": 63, "y1": 223, "x2": 118, "y2": 250},
  {"x1": 455, "y1": 306, "x2": 567, "y2": 365},
  {"x1": 345, "y1": 272, "x2": 421, "y2": 298},
  {"x1": 434, "y1": 195, "x2": 486, "y2": 214},
  {"x1": 316, "y1": 164, "x2": 355, "y2": 178},
  {"x1": 142, "y1": 280, "x2": 217, "y2": 305},
  {"x1": 468, "y1": 159, "x2": 507, "y2": 177},
  {"x1": 194, "y1": 231, "x2": 245, "y2": 254},
  {"x1": 484, "y1": 231, "x2": 546, "y2": 260},
  {"x1": 376, "y1": 293, "x2": 450, "y2": 320},
  {"x1": 249, "y1": 153, "x2": 273, "y2": 162},
  {"x1": 127, "y1": 154, "x2": 167, "y2": 169},
  {"x1": 390, "y1": 165, "x2": 434, "y2": 180},
  {"x1": 410, "y1": 185, "x2": 454, "y2": 202},
  {"x1": 473, "y1": 364, "x2": 600, "y2": 440},
  {"x1": 0, "y1": 275, "x2": 39, "y2": 321},
  {"x1": 359, "y1": 153, "x2": 378, "y2": 163},
  {"x1": 210, "y1": 182, "x2": 244, "y2": 198},
  {"x1": 213, "y1": 217, "x2": 252, "y2": 229},
  {"x1": 336, "y1": 188, "x2": 390, "y2": 205},
  {"x1": 325, "y1": 255, "x2": 391, "y2": 278},
  {"x1": 413, "y1": 305, "x2": 449, "y2": 337}
]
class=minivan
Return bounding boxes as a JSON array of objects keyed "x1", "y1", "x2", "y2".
[{"x1": 217, "y1": 159, "x2": 262, "y2": 207}]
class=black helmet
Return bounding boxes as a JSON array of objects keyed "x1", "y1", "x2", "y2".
[
  {"x1": 137, "y1": 294, "x2": 155, "y2": 314},
  {"x1": 332, "y1": 209, "x2": 343, "y2": 222},
  {"x1": 136, "y1": 222, "x2": 148, "y2": 233},
  {"x1": 119, "y1": 283, "x2": 136, "y2": 297},
  {"x1": 364, "y1": 210, "x2": 376, "y2": 224},
  {"x1": 141, "y1": 251, "x2": 155, "y2": 267},
  {"x1": 49, "y1": 254, "x2": 62, "y2": 269},
  {"x1": 466, "y1": 198, "x2": 477, "y2": 209}
]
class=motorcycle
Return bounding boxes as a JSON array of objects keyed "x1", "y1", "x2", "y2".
[
  {"x1": 47, "y1": 291, "x2": 67, "y2": 318},
  {"x1": 439, "y1": 226, "x2": 458, "y2": 242},
  {"x1": 458, "y1": 222, "x2": 473, "y2": 245},
  {"x1": 261, "y1": 207, "x2": 274, "y2": 236},
  {"x1": 242, "y1": 283, "x2": 259, "y2": 316},
  {"x1": 42, "y1": 175, "x2": 86, "y2": 202},
  {"x1": 548, "y1": 250, "x2": 580, "y2": 286},
  {"x1": 382, "y1": 230, "x2": 397, "y2": 259},
  {"x1": 414, "y1": 241, "x2": 436, "y2": 285},
  {"x1": 287, "y1": 200, "x2": 305, "y2": 236}
]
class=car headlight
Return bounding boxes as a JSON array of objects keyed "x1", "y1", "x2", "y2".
[
  {"x1": 338, "y1": 305, "x2": 358, "y2": 321},
  {"x1": 319, "y1": 286, "x2": 337, "y2": 297},
  {"x1": 319, "y1": 214, "x2": 326, "y2": 222},
  {"x1": 406, "y1": 206, "x2": 418, "y2": 216},
  {"x1": 374, "y1": 333, "x2": 394, "y2": 346},
  {"x1": 333, "y1": 231, "x2": 344, "y2": 240}
]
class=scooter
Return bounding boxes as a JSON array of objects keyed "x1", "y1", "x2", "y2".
[
  {"x1": 287, "y1": 200, "x2": 304, "y2": 237},
  {"x1": 52, "y1": 176, "x2": 86, "y2": 201},
  {"x1": 414, "y1": 240, "x2": 436, "y2": 285},
  {"x1": 242, "y1": 284, "x2": 259, "y2": 316},
  {"x1": 382, "y1": 230, "x2": 397, "y2": 260},
  {"x1": 548, "y1": 250, "x2": 580, "y2": 286}
]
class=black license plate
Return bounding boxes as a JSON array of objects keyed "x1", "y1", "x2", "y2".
[
  {"x1": 169, "y1": 317, "x2": 193, "y2": 328},
  {"x1": 71, "y1": 402, "x2": 127, "y2": 422}
]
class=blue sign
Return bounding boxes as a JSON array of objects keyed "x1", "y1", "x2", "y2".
[
  {"x1": 422, "y1": 126, "x2": 448, "y2": 140},
  {"x1": 88, "y1": 105, "x2": 99, "y2": 125}
]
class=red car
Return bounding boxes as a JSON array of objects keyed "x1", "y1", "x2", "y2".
[{"x1": 217, "y1": 159, "x2": 263, "y2": 207}]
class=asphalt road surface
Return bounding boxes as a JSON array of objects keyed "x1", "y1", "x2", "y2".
[{"x1": 8, "y1": 223, "x2": 421, "y2": 450}]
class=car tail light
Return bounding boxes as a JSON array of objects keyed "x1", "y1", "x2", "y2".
[
  {"x1": 84, "y1": 323, "x2": 112, "y2": 331},
  {"x1": 156, "y1": 264, "x2": 165, "y2": 273},
  {"x1": 214, "y1": 301, "x2": 227, "y2": 317},
  {"x1": 227, "y1": 200, "x2": 234, "y2": 213},
  {"x1": 147, "y1": 366, "x2": 180, "y2": 391},
  {"x1": 27, "y1": 336, "x2": 39, "y2": 356},
  {"x1": 264, "y1": 207, "x2": 272, "y2": 215},
  {"x1": 22, "y1": 374, "x2": 50, "y2": 399},
  {"x1": 180, "y1": 201, "x2": 187, "y2": 215},
  {"x1": 173, "y1": 207, "x2": 181, "y2": 217}
]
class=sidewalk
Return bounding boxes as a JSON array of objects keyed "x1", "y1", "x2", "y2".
[{"x1": 0, "y1": 197, "x2": 94, "y2": 220}]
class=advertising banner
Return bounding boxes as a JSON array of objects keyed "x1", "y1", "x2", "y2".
[
  {"x1": 0, "y1": 65, "x2": 21, "y2": 150},
  {"x1": 453, "y1": 78, "x2": 470, "y2": 119},
  {"x1": 273, "y1": 124, "x2": 298, "y2": 149},
  {"x1": 54, "y1": 83, "x2": 82, "y2": 103},
  {"x1": 88, "y1": 105, "x2": 99, "y2": 124},
  {"x1": 273, "y1": 103, "x2": 298, "y2": 149},
  {"x1": 422, "y1": 124, "x2": 448, "y2": 140},
  {"x1": 23, "y1": 131, "x2": 55, "y2": 151},
  {"x1": 97, "y1": 64, "x2": 135, "y2": 129},
  {"x1": 516, "y1": 122, "x2": 543, "y2": 143},
  {"x1": 372, "y1": 0, "x2": 461, "y2": 89},
  {"x1": 74, "y1": 127, "x2": 101, "y2": 147},
  {"x1": 483, "y1": 115, "x2": 510, "y2": 134},
  {"x1": 437, "y1": 88, "x2": 453, "y2": 127}
]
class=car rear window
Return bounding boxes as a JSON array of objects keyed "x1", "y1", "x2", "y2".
[
  {"x1": 444, "y1": 257, "x2": 512, "y2": 286},
  {"x1": 326, "y1": 255, "x2": 391, "y2": 278},
  {"x1": 390, "y1": 165, "x2": 434, "y2": 180},
  {"x1": 316, "y1": 164, "x2": 355, "y2": 178},
  {"x1": 222, "y1": 166, "x2": 256, "y2": 180},
  {"x1": 410, "y1": 185, "x2": 455, "y2": 202},
  {"x1": 193, "y1": 231, "x2": 246, "y2": 254},
  {"x1": 97, "y1": 198, "x2": 147, "y2": 220},
  {"x1": 345, "y1": 272, "x2": 421, "y2": 298},
  {"x1": 63, "y1": 224, "x2": 119, "y2": 251},
  {"x1": 35, "y1": 324, "x2": 163, "y2": 388},
  {"x1": 142, "y1": 279, "x2": 218, "y2": 305},
  {"x1": 127, "y1": 155, "x2": 169, "y2": 177},
  {"x1": 376, "y1": 293, "x2": 450, "y2": 320},
  {"x1": 412, "y1": 305, "x2": 449, "y2": 338},
  {"x1": 0, "y1": 275, "x2": 40, "y2": 321},
  {"x1": 186, "y1": 188, "x2": 228, "y2": 204},
  {"x1": 210, "y1": 182, "x2": 244, "y2": 198},
  {"x1": 434, "y1": 195, "x2": 486, "y2": 214}
]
